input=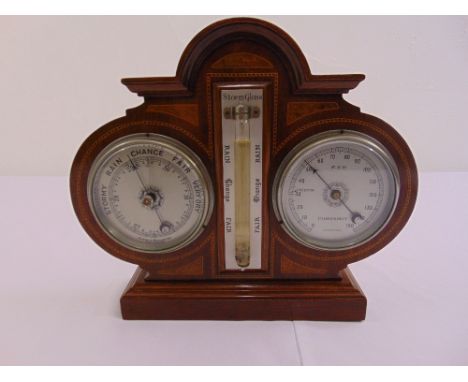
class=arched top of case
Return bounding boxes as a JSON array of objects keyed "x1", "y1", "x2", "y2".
[{"x1": 122, "y1": 17, "x2": 365, "y2": 97}]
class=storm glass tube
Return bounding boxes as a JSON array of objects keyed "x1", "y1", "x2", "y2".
[{"x1": 234, "y1": 105, "x2": 251, "y2": 267}]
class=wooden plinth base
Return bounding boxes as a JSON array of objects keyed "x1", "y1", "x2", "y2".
[{"x1": 120, "y1": 267, "x2": 367, "y2": 321}]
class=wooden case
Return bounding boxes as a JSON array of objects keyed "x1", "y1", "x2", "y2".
[{"x1": 70, "y1": 18, "x2": 418, "y2": 320}]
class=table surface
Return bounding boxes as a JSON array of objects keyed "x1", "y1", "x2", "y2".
[{"x1": 0, "y1": 172, "x2": 466, "y2": 365}]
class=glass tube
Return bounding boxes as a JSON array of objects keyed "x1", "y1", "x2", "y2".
[{"x1": 234, "y1": 105, "x2": 251, "y2": 267}]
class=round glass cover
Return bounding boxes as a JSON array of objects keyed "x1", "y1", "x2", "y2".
[
  {"x1": 273, "y1": 130, "x2": 399, "y2": 250},
  {"x1": 87, "y1": 133, "x2": 213, "y2": 253}
]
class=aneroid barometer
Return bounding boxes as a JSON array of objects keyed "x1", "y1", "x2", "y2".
[{"x1": 70, "y1": 18, "x2": 417, "y2": 320}]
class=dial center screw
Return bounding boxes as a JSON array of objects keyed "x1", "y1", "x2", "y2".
[
  {"x1": 141, "y1": 189, "x2": 163, "y2": 209},
  {"x1": 322, "y1": 182, "x2": 349, "y2": 207},
  {"x1": 142, "y1": 195, "x2": 153, "y2": 206},
  {"x1": 330, "y1": 189, "x2": 342, "y2": 200}
]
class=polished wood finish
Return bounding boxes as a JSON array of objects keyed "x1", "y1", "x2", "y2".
[
  {"x1": 70, "y1": 17, "x2": 418, "y2": 320},
  {"x1": 121, "y1": 267, "x2": 366, "y2": 320}
]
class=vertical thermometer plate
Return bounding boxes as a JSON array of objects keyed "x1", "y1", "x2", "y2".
[{"x1": 221, "y1": 89, "x2": 263, "y2": 270}]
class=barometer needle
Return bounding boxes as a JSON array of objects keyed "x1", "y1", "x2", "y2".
[
  {"x1": 154, "y1": 206, "x2": 164, "y2": 223},
  {"x1": 304, "y1": 160, "x2": 364, "y2": 222},
  {"x1": 127, "y1": 155, "x2": 148, "y2": 191},
  {"x1": 154, "y1": 206, "x2": 174, "y2": 234}
]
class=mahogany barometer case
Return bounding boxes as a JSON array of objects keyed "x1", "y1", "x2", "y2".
[{"x1": 70, "y1": 18, "x2": 418, "y2": 320}]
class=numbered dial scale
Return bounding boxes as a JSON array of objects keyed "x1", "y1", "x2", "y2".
[
  {"x1": 88, "y1": 134, "x2": 213, "y2": 253},
  {"x1": 273, "y1": 130, "x2": 399, "y2": 250}
]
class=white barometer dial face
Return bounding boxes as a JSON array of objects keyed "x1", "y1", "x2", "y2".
[
  {"x1": 273, "y1": 130, "x2": 399, "y2": 250},
  {"x1": 88, "y1": 134, "x2": 213, "y2": 253}
]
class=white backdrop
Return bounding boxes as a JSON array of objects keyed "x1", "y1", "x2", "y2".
[{"x1": 0, "y1": 15, "x2": 467, "y2": 175}]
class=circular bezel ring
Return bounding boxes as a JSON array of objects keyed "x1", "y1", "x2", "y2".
[
  {"x1": 87, "y1": 133, "x2": 214, "y2": 254},
  {"x1": 272, "y1": 129, "x2": 400, "y2": 251}
]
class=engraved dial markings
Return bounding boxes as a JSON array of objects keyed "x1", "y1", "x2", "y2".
[
  {"x1": 274, "y1": 132, "x2": 398, "y2": 250},
  {"x1": 304, "y1": 159, "x2": 364, "y2": 224},
  {"x1": 89, "y1": 134, "x2": 212, "y2": 253}
]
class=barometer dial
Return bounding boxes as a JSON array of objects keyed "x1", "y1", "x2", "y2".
[
  {"x1": 273, "y1": 130, "x2": 399, "y2": 250},
  {"x1": 87, "y1": 133, "x2": 213, "y2": 253}
]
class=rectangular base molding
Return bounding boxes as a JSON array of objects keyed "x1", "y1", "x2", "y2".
[{"x1": 120, "y1": 267, "x2": 367, "y2": 321}]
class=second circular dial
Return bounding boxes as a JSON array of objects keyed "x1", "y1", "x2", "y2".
[{"x1": 274, "y1": 130, "x2": 399, "y2": 250}]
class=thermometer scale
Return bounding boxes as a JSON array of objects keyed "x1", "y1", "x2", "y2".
[{"x1": 273, "y1": 130, "x2": 399, "y2": 250}]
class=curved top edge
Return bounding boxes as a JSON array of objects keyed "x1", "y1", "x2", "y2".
[
  {"x1": 175, "y1": 17, "x2": 311, "y2": 79},
  {"x1": 122, "y1": 17, "x2": 365, "y2": 97}
]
